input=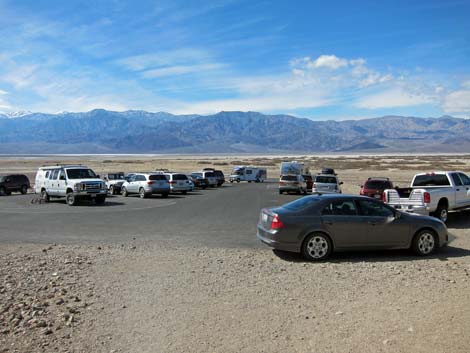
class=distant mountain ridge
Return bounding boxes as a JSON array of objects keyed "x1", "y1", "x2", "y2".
[{"x1": 0, "y1": 109, "x2": 469, "y2": 153}]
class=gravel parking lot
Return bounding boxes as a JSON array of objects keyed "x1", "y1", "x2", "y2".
[{"x1": 1, "y1": 156, "x2": 470, "y2": 352}]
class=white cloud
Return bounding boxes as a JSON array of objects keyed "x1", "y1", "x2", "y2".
[
  {"x1": 310, "y1": 55, "x2": 348, "y2": 70},
  {"x1": 461, "y1": 81, "x2": 470, "y2": 89},
  {"x1": 355, "y1": 88, "x2": 434, "y2": 109},
  {"x1": 141, "y1": 63, "x2": 224, "y2": 78},
  {"x1": 443, "y1": 90, "x2": 470, "y2": 113},
  {"x1": 0, "y1": 89, "x2": 8, "y2": 95}
]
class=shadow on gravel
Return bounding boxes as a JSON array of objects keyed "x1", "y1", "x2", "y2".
[
  {"x1": 43, "y1": 199, "x2": 126, "y2": 207},
  {"x1": 273, "y1": 245, "x2": 470, "y2": 264},
  {"x1": 447, "y1": 209, "x2": 470, "y2": 229}
]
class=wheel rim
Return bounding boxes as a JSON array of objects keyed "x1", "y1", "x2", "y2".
[
  {"x1": 439, "y1": 209, "x2": 448, "y2": 222},
  {"x1": 122, "y1": 188, "x2": 127, "y2": 196},
  {"x1": 306, "y1": 236, "x2": 329, "y2": 259},
  {"x1": 139, "y1": 189, "x2": 145, "y2": 198},
  {"x1": 67, "y1": 194, "x2": 74, "y2": 204},
  {"x1": 418, "y1": 232, "x2": 435, "y2": 254},
  {"x1": 109, "y1": 186, "x2": 114, "y2": 194}
]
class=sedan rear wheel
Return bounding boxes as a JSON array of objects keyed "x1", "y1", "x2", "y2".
[
  {"x1": 302, "y1": 233, "x2": 332, "y2": 261},
  {"x1": 20, "y1": 185, "x2": 28, "y2": 195},
  {"x1": 412, "y1": 230, "x2": 437, "y2": 256},
  {"x1": 122, "y1": 187, "x2": 128, "y2": 197},
  {"x1": 139, "y1": 188, "x2": 147, "y2": 199}
]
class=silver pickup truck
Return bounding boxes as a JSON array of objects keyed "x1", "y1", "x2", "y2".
[{"x1": 383, "y1": 171, "x2": 470, "y2": 222}]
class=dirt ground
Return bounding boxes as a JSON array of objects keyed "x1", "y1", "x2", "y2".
[{"x1": 1, "y1": 154, "x2": 470, "y2": 353}]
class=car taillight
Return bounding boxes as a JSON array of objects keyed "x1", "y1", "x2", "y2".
[
  {"x1": 423, "y1": 192, "x2": 431, "y2": 203},
  {"x1": 169, "y1": 181, "x2": 176, "y2": 184},
  {"x1": 279, "y1": 181, "x2": 285, "y2": 185},
  {"x1": 382, "y1": 191, "x2": 387, "y2": 202},
  {"x1": 271, "y1": 214, "x2": 284, "y2": 230},
  {"x1": 147, "y1": 181, "x2": 155, "y2": 185}
]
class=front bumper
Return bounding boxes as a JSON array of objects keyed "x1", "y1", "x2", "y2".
[{"x1": 73, "y1": 189, "x2": 107, "y2": 197}]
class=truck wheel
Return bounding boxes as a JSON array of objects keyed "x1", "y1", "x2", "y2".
[
  {"x1": 122, "y1": 187, "x2": 128, "y2": 197},
  {"x1": 95, "y1": 195, "x2": 106, "y2": 205},
  {"x1": 66, "y1": 193, "x2": 77, "y2": 206},
  {"x1": 236, "y1": 179, "x2": 240, "y2": 183},
  {"x1": 109, "y1": 185, "x2": 115, "y2": 195},
  {"x1": 20, "y1": 185, "x2": 28, "y2": 195},
  {"x1": 433, "y1": 203, "x2": 448, "y2": 223},
  {"x1": 412, "y1": 229, "x2": 437, "y2": 256},
  {"x1": 40, "y1": 190, "x2": 50, "y2": 202}
]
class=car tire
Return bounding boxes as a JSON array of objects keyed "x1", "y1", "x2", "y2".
[
  {"x1": 433, "y1": 203, "x2": 448, "y2": 223},
  {"x1": 161, "y1": 192, "x2": 169, "y2": 198},
  {"x1": 279, "y1": 190, "x2": 283, "y2": 194},
  {"x1": 0, "y1": 187, "x2": 6, "y2": 196},
  {"x1": 66, "y1": 193, "x2": 77, "y2": 206},
  {"x1": 20, "y1": 185, "x2": 28, "y2": 195},
  {"x1": 122, "y1": 187, "x2": 128, "y2": 197},
  {"x1": 95, "y1": 195, "x2": 106, "y2": 205},
  {"x1": 109, "y1": 185, "x2": 115, "y2": 195},
  {"x1": 40, "y1": 190, "x2": 50, "y2": 202},
  {"x1": 182, "y1": 191, "x2": 187, "y2": 195},
  {"x1": 139, "y1": 188, "x2": 147, "y2": 199},
  {"x1": 236, "y1": 179, "x2": 240, "y2": 183},
  {"x1": 301, "y1": 233, "x2": 332, "y2": 261},
  {"x1": 412, "y1": 229, "x2": 437, "y2": 256}
]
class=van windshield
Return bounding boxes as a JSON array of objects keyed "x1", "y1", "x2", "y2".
[{"x1": 66, "y1": 169, "x2": 98, "y2": 179}]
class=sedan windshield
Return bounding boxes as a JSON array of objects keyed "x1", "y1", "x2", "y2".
[{"x1": 66, "y1": 169, "x2": 97, "y2": 179}]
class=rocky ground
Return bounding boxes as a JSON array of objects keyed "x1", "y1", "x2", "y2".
[{"x1": 1, "y1": 235, "x2": 470, "y2": 353}]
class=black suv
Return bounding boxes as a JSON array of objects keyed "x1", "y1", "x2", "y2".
[{"x1": 0, "y1": 174, "x2": 30, "y2": 195}]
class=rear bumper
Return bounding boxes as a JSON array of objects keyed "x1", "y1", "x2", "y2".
[
  {"x1": 256, "y1": 227, "x2": 300, "y2": 252},
  {"x1": 390, "y1": 204, "x2": 429, "y2": 216},
  {"x1": 170, "y1": 185, "x2": 192, "y2": 192},
  {"x1": 279, "y1": 185, "x2": 302, "y2": 192}
]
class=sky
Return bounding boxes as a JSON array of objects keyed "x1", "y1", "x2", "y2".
[{"x1": 0, "y1": 0, "x2": 469, "y2": 119}]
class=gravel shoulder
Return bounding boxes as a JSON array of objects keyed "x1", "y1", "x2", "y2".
[{"x1": 4, "y1": 236, "x2": 469, "y2": 353}]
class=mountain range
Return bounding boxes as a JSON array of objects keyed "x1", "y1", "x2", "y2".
[{"x1": 0, "y1": 109, "x2": 469, "y2": 153}]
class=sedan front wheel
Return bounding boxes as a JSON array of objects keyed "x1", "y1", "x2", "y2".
[
  {"x1": 302, "y1": 233, "x2": 332, "y2": 261},
  {"x1": 412, "y1": 229, "x2": 437, "y2": 256}
]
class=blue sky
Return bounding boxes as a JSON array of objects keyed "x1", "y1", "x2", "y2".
[{"x1": 0, "y1": 0, "x2": 469, "y2": 119}]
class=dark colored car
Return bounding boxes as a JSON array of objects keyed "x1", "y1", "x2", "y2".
[
  {"x1": 321, "y1": 168, "x2": 336, "y2": 175},
  {"x1": 189, "y1": 173, "x2": 209, "y2": 189},
  {"x1": 360, "y1": 177, "x2": 393, "y2": 199},
  {"x1": 257, "y1": 194, "x2": 448, "y2": 261},
  {"x1": 202, "y1": 168, "x2": 225, "y2": 186},
  {"x1": 302, "y1": 174, "x2": 313, "y2": 192},
  {"x1": 0, "y1": 174, "x2": 30, "y2": 196}
]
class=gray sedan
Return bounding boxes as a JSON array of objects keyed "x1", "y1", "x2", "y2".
[{"x1": 257, "y1": 194, "x2": 448, "y2": 261}]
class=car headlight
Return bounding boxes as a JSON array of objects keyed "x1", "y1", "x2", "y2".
[{"x1": 74, "y1": 183, "x2": 80, "y2": 191}]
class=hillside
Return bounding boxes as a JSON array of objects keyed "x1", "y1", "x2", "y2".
[{"x1": 0, "y1": 110, "x2": 469, "y2": 153}]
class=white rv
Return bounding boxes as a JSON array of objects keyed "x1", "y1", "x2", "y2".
[{"x1": 229, "y1": 166, "x2": 267, "y2": 183}]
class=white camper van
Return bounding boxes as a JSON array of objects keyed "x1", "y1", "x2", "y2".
[{"x1": 229, "y1": 166, "x2": 267, "y2": 183}]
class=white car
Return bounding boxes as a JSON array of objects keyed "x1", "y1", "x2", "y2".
[
  {"x1": 104, "y1": 172, "x2": 126, "y2": 195},
  {"x1": 163, "y1": 173, "x2": 193, "y2": 194},
  {"x1": 121, "y1": 173, "x2": 170, "y2": 198},
  {"x1": 35, "y1": 165, "x2": 107, "y2": 206},
  {"x1": 312, "y1": 174, "x2": 342, "y2": 194}
]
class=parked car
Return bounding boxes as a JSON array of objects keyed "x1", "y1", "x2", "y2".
[
  {"x1": 103, "y1": 172, "x2": 126, "y2": 195},
  {"x1": 201, "y1": 170, "x2": 218, "y2": 187},
  {"x1": 321, "y1": 167, "x2": 336, "y2": 175},
  {"x1": 34, "y1": 165, "x2": 107, "y2": 205},
  {"x1": 257, "y1": 194, "x2": 448, "y2": 261},
  {"x1": 312, "y1": 174, "x2": 342, "y2": 194},
  {"x1": 189, "y1": 173, "x2": 209, "y2": 189},
  {"x1": 279, "y1": 175, "x2": 307, "y2": 195},
  {"x1": 360, "y1": 177, "x2": 393, "y2": 199},
  {"x1": 163, "y1": 173, "x2": 193, "y2": 194},
  {"x1": 303, "y1": 174, "x2": 313, "y2": 192},
  {"x1": 121, "y1": 173, "x2": 170, "y2": 198},
  {"x1": 202, "y1": 168, "x2": 225, "y2": 186},
  {"x1": 0, "y1": 174, "x2": 30, "y2": 195},
  {"x1": 383, "y1": 171, "x2": 470, "y2": 222}
]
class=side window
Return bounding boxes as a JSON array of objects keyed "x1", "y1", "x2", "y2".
[
  {"x1": 58, "y1": 170, "x2": 65, "y2": 180},
  {"x1": 45, "y1": 171, "x2": 50, "y2": 178},
  {"x1": 458, "y1": 173, "x2": 470, "y2": 186},
  {"x1": 246, "y1": 170, "x2": 252, "y2": 174},
  {"x1": 358, "y1": 200, "x2": 394, "y2": 217},
  {"x1": 451, "y1": 173, "x2": 463, "y2": 186},
  {"x1": 321, "y1": 200, "x2": 357, "y2": 216},
  {"x1": 49, "y1": 169, "x2": 59, "y2": 180},
  {"x1": 137, "y1": 175, "x2": 146, "y2": 181}
]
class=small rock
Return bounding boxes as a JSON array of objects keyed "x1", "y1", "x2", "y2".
[
  {"x1": 335, "y1": 311, "x2": 344, "y2": 315},
  {"x1": 42, "y1": 328, "x2": 53, "y2": 335}
]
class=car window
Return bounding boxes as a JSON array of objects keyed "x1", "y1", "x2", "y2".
[
  {"x1": 66, "y1": 169, "x2": 97, "y2": 179},
  {"x1": 282, "y1": 196, "x2": 322, "y2": 211},
  {"x1": 281, "y1": 175, "x2": 297, "y2": 181},
  {"x1": 315, "y1": 176, "x2": 337, "y2": 184},
  {"x1": 135, "y1": 175, "x2": 146, "y2": 181},
  {"x1": 205, "y1": 172, "x2": 215, "y2": 177},
  {"x1": 52, "y1": 169, "x2": 60, "y2": 180},
  {"x1": 322, "y1": 200, "x2": 357, "y2": 216},
  {"x1": 364, "y1": 180, "x2": 391, "y2": 189},
  {"x1": 149, "y1": 174, "x2": 167, "y2": 181},
  {"x1": 458, "y1": 173, "x2": 470, "y2": 186},
  {"x1": 173, "y1": 174, "x2": 188, "y2": 180},
  {"x1": 450, "y1": 173, "x2": 463, "y2": 186},
  {"x1": 58, "y1": 170, "x2": 65, "y2": 180},
  {"x1": 412, "y1": 174, "x2": 450, "y2": 186},
  {"x1": 357, "y1": 200, "x2": 394, "y2": 217}
]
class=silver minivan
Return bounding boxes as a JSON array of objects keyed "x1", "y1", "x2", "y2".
[
  {"x1": 312, "y1": 174, "x2": 342, "y2": 194},
  {"x1": 200, "y1": 171, "x2": 218, "y2": 187},
  {"x1": 163, "y1": 173, "x2": 193, "y2": 194},
  {"x1": 121, "y1": 173, "x2": 170, "y2": 198}
]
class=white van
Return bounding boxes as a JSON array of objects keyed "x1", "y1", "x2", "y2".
[{"x1": 35, "y1": 165, "x2": 107, "y2": 205}]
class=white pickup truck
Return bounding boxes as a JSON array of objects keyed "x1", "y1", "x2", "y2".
[{"x1": 383, "y1": 171, "x2": 470, "y2": 222}]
